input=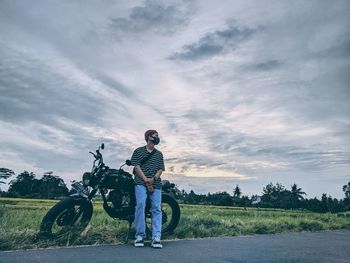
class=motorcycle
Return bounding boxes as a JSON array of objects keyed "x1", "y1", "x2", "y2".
[{"x1": 39, "y1": 143, "x2": 181, "y2": 243}]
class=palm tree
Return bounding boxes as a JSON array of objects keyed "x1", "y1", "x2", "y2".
[
  {"x1": 291, "y1": 183, "x2": 306, "y2": 200},
  {"x1": 233, "y1": 184, "x2": 241, "y2": 198},
  {"x1": 287, "y1": 183, "x2": 306, "y2": 209}
]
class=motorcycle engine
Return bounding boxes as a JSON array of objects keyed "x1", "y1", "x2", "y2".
[{"x1": 107, "y1": 190, "x2": 131, "y2": 211}]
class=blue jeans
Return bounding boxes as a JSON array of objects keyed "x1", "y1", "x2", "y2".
[{"x1": 134, "y1": 185, "x2": 162, "y2": 240}]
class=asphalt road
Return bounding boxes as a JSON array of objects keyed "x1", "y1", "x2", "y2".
[{"x1": 1, "y1": 230, "x2": 349, "y2": 263}]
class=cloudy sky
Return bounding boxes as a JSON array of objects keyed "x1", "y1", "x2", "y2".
[{"x1": 0, "y1": 0, "x2": 349, "y2": 198}]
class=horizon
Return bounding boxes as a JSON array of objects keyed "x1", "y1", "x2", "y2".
[
  {"x1": 0, "y1": 167, "x2": 348, "y2": 200},
  {"x1": 0, "y1": 0, "x2": 349, "y2": 199}
]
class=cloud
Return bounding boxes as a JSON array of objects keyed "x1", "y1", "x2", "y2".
[
  {"x1": 109, "y1": 0, "x2": 196, "y2": 37},
  {"x1": 0, "y1": 0, "x2": 349, "y2": 198},
  {"x1": 169, "y1": 21, "x2": 258, "y2": 60},
  {"x1": 0, "y1": 41, "x2": 132, "y2": 126},
  {"x1": 313, "y1": 38, "x2": 350, "y2": 59},
  {"x1": 91, "y1": 72, "x2": 135, "y2": 98},
  {"x1": 241, "y1": 60, "x2": 284, "y2": 72}
]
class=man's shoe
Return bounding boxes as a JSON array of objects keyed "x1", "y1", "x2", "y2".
[
  {"x1": 151, "y1": 238, "x2": 163, "y2": 249},
  {"x1": 134, "y1": 236, "x2": 144, "y2": 247}
]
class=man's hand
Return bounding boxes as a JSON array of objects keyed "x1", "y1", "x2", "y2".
[
  {"x1": 144, "y1": 178, "x2": 154, "y2": 193},
  {"x1": 146, "y1": 183, "x2": 154, "y2": 193},
  {"x1": 144, "y1": 177, "x2": 154, "y2": 184}
]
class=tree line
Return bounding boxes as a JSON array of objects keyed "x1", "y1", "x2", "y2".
[
  {"x1": 0, "y1": 168, "x2": 68, "y2": 199},
  {"x1": 1, "y1": 168, "x2": 349, "y2": 213},
  {"x1": 173, "y1": 183, "x2": 350, "y2": 213}
]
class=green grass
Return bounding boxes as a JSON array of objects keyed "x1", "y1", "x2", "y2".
[{"x1": 1, "y1": 197, "x2": 350, "y2": 251}]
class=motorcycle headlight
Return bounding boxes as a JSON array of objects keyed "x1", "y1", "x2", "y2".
[{"x1": 82, "y1": 172, "x2": 91, "y2": 187}]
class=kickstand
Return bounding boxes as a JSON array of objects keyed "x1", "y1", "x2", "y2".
[{"x1": 125, "y1": 220, "x2": 133, "y2": 244}]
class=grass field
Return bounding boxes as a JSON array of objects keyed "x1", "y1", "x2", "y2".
[{"x1": 1, "y1": 197, "x2": 350, "y2": 251}]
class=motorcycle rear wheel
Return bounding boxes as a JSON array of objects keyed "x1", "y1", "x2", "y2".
[{"x1": 145, "y1": 194, "x2": 181, "y2": 236}]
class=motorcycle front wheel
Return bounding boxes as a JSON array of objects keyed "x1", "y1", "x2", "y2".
[{"x1": 40, "y1": 197, "x2": 93, "y2": 237}]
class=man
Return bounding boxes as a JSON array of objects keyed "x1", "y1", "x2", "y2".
[{"x1": 130, "y1": 129, "x2": 165, "y2": 248}]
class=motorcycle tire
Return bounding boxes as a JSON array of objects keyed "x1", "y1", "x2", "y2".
[
  {"x1": 161, "y1": 194, "x2": 181, "y2": 233},
  {"x1": 39, "y1": 197, "x2": 93, "y2": 236},
  {"x1": 146, "y1": 193, "x2": 181, "y2": 235}
]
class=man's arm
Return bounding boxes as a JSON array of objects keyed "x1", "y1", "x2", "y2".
[
  {"x1": 134, "y1": 165, "x2": 153, "y2": 183},
  {"x1": 153, "y1": 169, "x2": 163, "y2": 180},
  {"x1": 131, "y1": 148, "x2": 152, "y2": 184}
]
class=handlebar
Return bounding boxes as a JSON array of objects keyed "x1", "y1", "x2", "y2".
[
  {"x1": 119, "y1": 160, "x2": 132, "y2": 170},
  {"x1": 89, "y1": 144, "x2": 131, "y2": 173},
  {"x1": 90, "y1": 144, "x2": 105, "y2": 172}
]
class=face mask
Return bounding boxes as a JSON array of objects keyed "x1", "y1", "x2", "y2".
[{"x1": 150, "y1": 136, "x2": 160, "y2": 145}]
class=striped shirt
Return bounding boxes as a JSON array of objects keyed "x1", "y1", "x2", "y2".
[{"x1": 130, "y1": 146, "x2": 165, "y2": 189}]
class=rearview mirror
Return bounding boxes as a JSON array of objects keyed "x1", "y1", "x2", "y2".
[{"x1": 125, "y1": 160, "x2": 132, "y2": 166}]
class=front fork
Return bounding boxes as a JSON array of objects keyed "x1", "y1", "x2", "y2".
[{"x1": 69, "y1": 183, "x2": 97, "y2": 225}]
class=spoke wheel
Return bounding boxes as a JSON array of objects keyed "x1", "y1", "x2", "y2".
[{"x1": 40, "y1": 197, "x2": 93, "y2": 238}]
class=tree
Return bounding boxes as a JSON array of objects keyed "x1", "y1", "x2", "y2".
[
  {"x1": 236, "y1": 195, "x2": 252, "y2": 207},
  {"x1": 342, "y1": 182, "x2": 350, "y2": 210},
  {"x1": 0, "y1": 168, "x2": 14, "y2": 190},
  {"x1": 291, "y1": 183, "x2": 306, "y2": 200},
  {"x1": 185, "y1": 190, "x2": 204, "y2": 204},
  {"x1": 8, "y1": 171, "x2": 37, "y2": 197},
  {"x1": 303, "y1": 197, "x2": 323, "y2": 213},
  {"x1": 7, "y1": 170, "x2": 68, "y2": 199},
  {"x1": 343, "y1": 182, "x2": 350, "y2": 199},
  {"x1": 233, "y1": 184, "x2": 241, "y2": 198},
  {"x1": 232, "y1": 184, "x2": 245, "y2": 207},
  {"x1": 205, "y1": 191, "x2": 233, "y2": 206},
  {"x1": 37, "y1": 171, "x2": 69, "y2": 199},
  {"x1": 289, "y1": 183, "x2": 306, "y2": 209},
  {"x1": 321, "y1": 193, "x2": 329, "y2": 213},
  {"x1": 261, "y1": 182, "x2": 286, "y2": 208}
]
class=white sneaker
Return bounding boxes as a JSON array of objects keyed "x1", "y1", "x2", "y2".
[
  {"x1": 134, "y1": 236, "x2": 144, "y2": 247},
  {"x1": 151, "y1": 238, "x2": 163, "y2": 249}
]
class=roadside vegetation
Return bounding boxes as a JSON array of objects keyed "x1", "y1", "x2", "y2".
[
  {"x1": 1, "y1": 198, "x2": 350, "y2": 251},
  {"x1": 1, "y1": 168, "x2": 350, "y2": 251}
]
